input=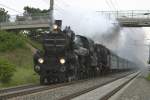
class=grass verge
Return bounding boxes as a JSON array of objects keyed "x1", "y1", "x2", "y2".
[
  {"x1": 146, "y1": 73, "x2": 150, "y2": 81},
  {"x1": 0, "y1": 47, "x2": 39, "y2": 88},
  {"x1": 0, "y1": 31, "x2": 41, "y2": 88},
  {"x1": 0, "y1": 67, "x2": 39, "y2": 88}
]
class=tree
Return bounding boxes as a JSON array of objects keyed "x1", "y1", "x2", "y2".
[
  {"x1": 0, "y1": 59, "x2": 16, "y2": 83},
  {"x1": 16, "y1": 6, "x2": 49, "y2": 21},
  {"x1": 0, "y1": 8, "x2": 10, "y2": 22},
  {"x1": 23, "y1": 6, "x2": 49, "y2": 17}
]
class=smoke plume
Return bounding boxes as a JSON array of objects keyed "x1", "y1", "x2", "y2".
[{"x1": 54, "y1": 2, "x2": 148, "y2": 76}]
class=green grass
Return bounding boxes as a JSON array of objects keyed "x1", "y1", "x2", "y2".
[
  {"x1": 22, "y1": 36, "x2": 43, "y2": 50},
  {"x1": 0, "y1": 47, "x2": 33, "y2": 68},
  {"x1": 0, "y1": 47, "x2": 40, "y2": 88},
  {"x1": 147, "y1": 73, "x2": 150, "y2": 81},
  {"x1": 0, "y1": 31, "x2": 41, "y2": 88},
  {"x1": 0, "y1": 31, "x2": 25, "y2": 52},
  {"x1": 0, "y1": 67, "x2": 39, "y2": 88}
]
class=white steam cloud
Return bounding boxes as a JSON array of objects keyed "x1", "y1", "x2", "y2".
[{"x1": 54, "y1": 2, "x2": 149, "y2": 76}]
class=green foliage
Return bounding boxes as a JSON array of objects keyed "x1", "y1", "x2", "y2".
[
  {"x1": 0, "y1": 47, "x2": 39, "y2": 88},
  {"x1": 19, "y1": 32, "x2": 43, "y2": 50},
  {"x1": 0, "y1": 59, "x2": 16, "y2": 83},
  {"x1": 11, "y1": 68, "x2": 39, "y2": 85},
  {"x1": 23, "y1": 6, "x2": 49, "y2": 16},
  {"x1": 0, "y1": 8, "x2": 10, "y2": 22},
  {"x1": 24, "y1": 37, "x2": 43, "y2": 50},
  {"x1": 0, "y1": 31, "x2": 25, "y2": 52},
  {"x1": 0, "y1": 33, "x2": 40, "y2": 88},
  {"x1": 0, "y1": 67, "x2": 39, "y2": 87}
]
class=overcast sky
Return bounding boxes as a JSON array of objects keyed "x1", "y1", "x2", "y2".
[{"x1": 1, "y1": 0, "x2": 150, "y2": 15}]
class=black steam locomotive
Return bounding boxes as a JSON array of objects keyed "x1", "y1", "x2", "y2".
[{"x1": 33, "y1": 20, "x2": 135, "y2": 84}]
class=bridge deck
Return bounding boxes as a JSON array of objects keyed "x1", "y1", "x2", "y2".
[
  {"x1": 0, "y1": 19, "x2": 49, "y2": 30},
  {"x1": 117, "y1": 18, "x2": 150, "y2": 27}
]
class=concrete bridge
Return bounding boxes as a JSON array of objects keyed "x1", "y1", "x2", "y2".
[
  {"x1": 0, "y1": 19, "x2": 50, "y2": 30},
  {"x1": 100, "y1": 10, "x2": 150, "y2": 27},
  {"x1": 117, "y1": 18, "x2": 150, "y2": 27},
  {"x1": 1, "y1": 10, "x2": 150, "y2": 30},
  {"x1": 0, "y1": 15, "x2": 50, "y2": 30}
]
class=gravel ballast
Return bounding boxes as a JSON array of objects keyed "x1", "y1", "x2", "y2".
[{"x1": 8, "y1": 71, "x2": 133, "y2": 100}]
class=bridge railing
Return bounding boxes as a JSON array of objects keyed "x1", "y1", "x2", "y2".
[
  {"x1": 0, "y1": 19, "x2": 49, "y2": 26},
  {"x1": 99, "y1": 10, "x2": 150, "y2": 20},
  {"x1": 0, "y1": 14, "x2": 50, "y2": 28}
]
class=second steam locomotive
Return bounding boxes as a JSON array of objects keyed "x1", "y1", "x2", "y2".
[{"x1": 33, "y1": 20, "x2": 135, "y2": 84}]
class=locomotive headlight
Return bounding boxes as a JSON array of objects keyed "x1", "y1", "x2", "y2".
[
  {"x1": 53, "y1": 24, "x2": 58, "y2": 30},
  {"x1": 38, "y1": 58, "x2": 44, "y2": 64},
  {"x1": 60, "y1": 58, "x2": 65, "y2": 64}
]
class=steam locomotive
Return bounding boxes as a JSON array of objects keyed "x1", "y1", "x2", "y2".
[{"x1": 33, "y1": 20, "x2": 135, "y2": 85}]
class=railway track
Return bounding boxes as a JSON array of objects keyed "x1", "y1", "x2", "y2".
[
  {"x1": 0, "y1": 71, "x2": 136, "y2": 100},
  {"x1": 0, "y1": 84, "x2": 39, "y2": 94},
  {"x1": 63, "y1": 72, "x2": 139, "y2": 100},
  {"x1": 0, "y1": 77, "x2": 96, "y2": 99}
]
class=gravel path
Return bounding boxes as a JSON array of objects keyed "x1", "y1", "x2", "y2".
[
  {"x1": 8, "y1": 72, "x2": 132, "y2": 100},
  {"x1": 112, "y1": 75, "x2": 150, "y2": 100}
]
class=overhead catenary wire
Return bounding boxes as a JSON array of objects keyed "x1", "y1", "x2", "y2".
[
  {"x1": 113, "y1": 0, "x2": 121, "y2": 10},
  {"x1": 109, "y1": 0, "x2": 117, "y2": 10},
  {"x1": 105, "y1": 0, "x2": 114, "y2": 11},
  {"x1": 0, "y1": 3, "x2": 22, "y2": 14}
]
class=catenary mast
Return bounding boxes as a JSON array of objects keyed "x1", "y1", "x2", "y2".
[{"x1": 49, "y1": 0, "x2": 54, "y2": 32}]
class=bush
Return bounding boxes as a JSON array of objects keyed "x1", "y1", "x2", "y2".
[
  {"x1": 0, "y1": 59, "x2": 16, "y2": 83},
  {"x1": 0, "y1": 31, "x2": 25, "y2": 52}
]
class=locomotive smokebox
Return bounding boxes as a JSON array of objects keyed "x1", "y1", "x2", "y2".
[{"x1": 43, "y1": 33, "x2": 70, "y2": 54}]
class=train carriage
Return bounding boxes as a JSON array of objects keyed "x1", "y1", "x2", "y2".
[
  {"x1": 110, "y1": 52, "x2": 119, "y2": 72},
  {"x1": 95, "y1": 44, "x2": 111, "y2": 74}
]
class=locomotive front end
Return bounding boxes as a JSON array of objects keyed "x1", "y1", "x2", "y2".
[{"x1": 33, "y1": 21, "x2": 77, "y2": 84}]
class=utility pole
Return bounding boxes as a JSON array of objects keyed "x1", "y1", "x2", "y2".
[
  {"x1": 49, "y1": 0, "x2": 54, "y2": 32},
  {"x1": 148, "y1": 44, "x2": 150, "y2": 64}
]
